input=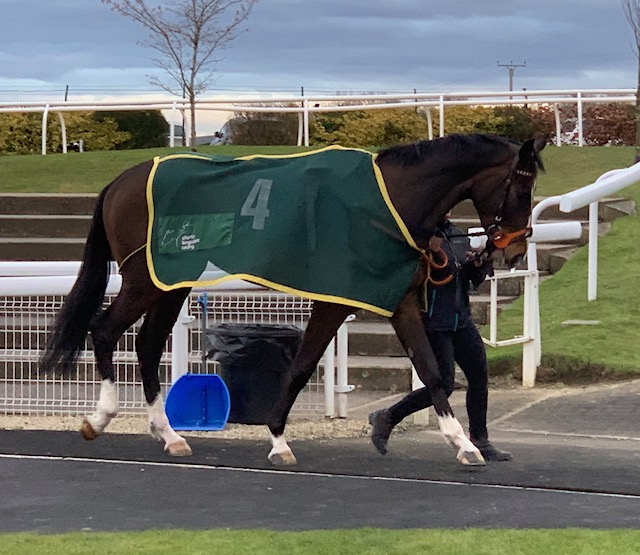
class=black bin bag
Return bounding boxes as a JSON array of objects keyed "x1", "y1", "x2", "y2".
[{"x1": 206, "y1": 323, "x2": 303, "y2": 424}]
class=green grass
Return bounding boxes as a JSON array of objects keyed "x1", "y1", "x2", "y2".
[
  {"x1": 0, "y1": 145, "x2": 317, "y2": 193},
  {"x1": 4, "y1": 528, "x2": 640, "y2": 555},
  {"x1": 1, "y1": 144, "x2": 639, "y2": 379}
]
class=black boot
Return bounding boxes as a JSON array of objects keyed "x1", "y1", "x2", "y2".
[
  {"x1": 368, "y1": 409, "x2": 394, "y2": 455},
  {"x1": 472, "y1": 438, "x2": 512, "y2": 461}
]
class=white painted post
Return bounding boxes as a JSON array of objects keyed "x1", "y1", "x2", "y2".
[
  {"x1": 489, "y1": 276, "x2": 498, "y2": 345},
  {"x1": 41, "y1": 104, "x2": 50, "y2": 155},
  {"x1": 577, "y1": 92, "x2": 584, "y2": 147},
  {"x1": 170, "y1": 300, "x2": 195, "y2": 384},
  {"x1": 553, "y1": 104, "x2": 562, "y2": 147},
  {"x1": 303, "y1": 98, "x2": 310, "y2": 147},
  {"x1": 522, "y1": 242, "x2": 539, "y2": 387},
  {"x1": 323, "y1": 338, "x2": 336, "y2": 417},
  {"x1": 336, "y1": 321, "x2": 350, "y2": 417},
  {"x1": 297, "y1": 112, "x2": 303, "y2": 146},
  {"x1": 438, "y1": 95, "x2": 445, "y2": 137},
  {"x1": 588, "y1": 201, "x2": 599, "y2": 301}
]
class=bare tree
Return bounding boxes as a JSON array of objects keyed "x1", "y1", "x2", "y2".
[
  {"x1": 623, "y1": 0, "x2": 640, "y2": 161},
  {"x1": 102, "y1": 0, "x2": 259, "y2": 145}
]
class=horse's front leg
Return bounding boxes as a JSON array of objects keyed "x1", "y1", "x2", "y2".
[
  {"x1": 267, "y1": 301, "x2": 354, "y2": 465},
  {"x1": 391, "y1": 292, "x2": 484, "y2": 466}
]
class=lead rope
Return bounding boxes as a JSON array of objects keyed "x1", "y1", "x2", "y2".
[{"x1": 422, "y1": 248, "x2": 454, "y2": 286}]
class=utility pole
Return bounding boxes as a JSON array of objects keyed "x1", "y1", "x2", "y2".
[{"x1": 497, "y1": 61, "x2": 526, "y2": 97}]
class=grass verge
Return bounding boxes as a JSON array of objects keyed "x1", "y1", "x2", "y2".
[{"x1": 4, "y1": 528, "x2": 640, "y2": 555}]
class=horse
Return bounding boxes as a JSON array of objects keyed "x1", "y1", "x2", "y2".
[{"x1": 40, "y1": 133, "x2": 545, "y2": 467}]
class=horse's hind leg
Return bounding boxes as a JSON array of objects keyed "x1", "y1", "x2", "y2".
[
  {"x1": 83, "y1": 284, "x2": 155, "y2": 440},
  {"x1": 136, "y1": 288, "x2": 192, "y2": 457},
  {"x1": 267, "y1": 301, "x2": 353, "y2": 465}
]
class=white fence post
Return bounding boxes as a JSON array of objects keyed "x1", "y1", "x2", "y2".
[
  {"x1": 302, "y1": 98, "x2": 310, "y2": 147},
  {"x1": 323, "y1": 338, "x2": 336, "y2": 417},
  {"x1": 41, "y1": 104, "x2": 50, "y2": 155},
  {"x1": 577, "y1": 92, "x2": 584, "y2": 147},
  {"x1": 170, "y1": 300, "x2": 195, "y2": 384},
  {"x1": 336, "y1": 318, "x2": 353, "y2": 417}
]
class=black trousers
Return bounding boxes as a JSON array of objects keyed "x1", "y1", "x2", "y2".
[{"x1": 386, "y1": 323, "x2": 489, "y2": 442}]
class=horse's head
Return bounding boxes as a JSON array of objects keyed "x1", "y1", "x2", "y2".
[{"x1": 470, "y1": 136, "x2": 546, "y2": 267}]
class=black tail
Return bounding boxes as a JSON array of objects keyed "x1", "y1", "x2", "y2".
[{"x1": 40, "y1": 186, "x2": 113, "y2": 374}]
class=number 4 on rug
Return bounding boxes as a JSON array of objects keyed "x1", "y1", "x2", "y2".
[{"x1": 241, "y1": 178, "x2": 272, "y2": 230}]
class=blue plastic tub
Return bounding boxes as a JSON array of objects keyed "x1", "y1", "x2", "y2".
[{"x1": 165, "y1": 373, "x2": 231, "y2": 431}]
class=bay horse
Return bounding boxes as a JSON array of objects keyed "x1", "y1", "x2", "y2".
[{"x1": 40, "y1": 133, "x2": 545, "y2": 467}]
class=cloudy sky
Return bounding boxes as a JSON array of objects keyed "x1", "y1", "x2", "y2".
[{"x1": 0, "y1": 0, "x2": 636, "y2": 101}]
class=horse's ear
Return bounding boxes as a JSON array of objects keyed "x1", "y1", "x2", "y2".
[
  {"x1": 518, "y1": 138, "x2": 535, "y2": 163},
  {"x1": 533, "y1": 134, "x2": 548, "y2": 153},
  {"x1": 519, "y1": 135, "x2": 549, "y2": 163}
]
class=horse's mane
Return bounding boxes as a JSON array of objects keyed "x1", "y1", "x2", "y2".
[{"x1": 376, "y1": 133, "x2": 514, "y2": 167}]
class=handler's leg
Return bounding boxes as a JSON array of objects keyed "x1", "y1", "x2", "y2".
[{"x1": 454, "y1": 324, "x2": 512, "y2": 461}]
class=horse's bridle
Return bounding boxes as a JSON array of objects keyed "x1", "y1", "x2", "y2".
[{"x1": 469, "y1": 165, "x2": 536, "y2": 256}]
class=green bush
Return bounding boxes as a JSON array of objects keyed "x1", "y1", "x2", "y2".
[{"x1": 94, "y1": 110, "x2": 169, "y2": 149}]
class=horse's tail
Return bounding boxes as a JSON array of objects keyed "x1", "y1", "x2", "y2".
[{"x1": 40, "y1": 185, "x2": 113, "y2": 374}]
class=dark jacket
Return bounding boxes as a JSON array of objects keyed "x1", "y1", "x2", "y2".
[{"x1": 422, "y1": 219, "x2": 489, "y2": 332}]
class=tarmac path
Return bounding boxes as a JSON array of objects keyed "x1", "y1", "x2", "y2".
[{"x1": 1, "y1": 380, "x2": 640, "y2": 532}]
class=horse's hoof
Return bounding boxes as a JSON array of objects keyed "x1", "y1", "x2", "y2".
[
  {"x1": 80, "y1": 419, "x2": 98, "y2": 441},
  {"x1": 165, "y1": 439, "x2": 193, "y2": 457},
  {"x1": 457, "y1": 450, "x2": 486, "y2": 467},
  {"x1": 268, "y1": 449, "x2": 297, "y2": 466}
]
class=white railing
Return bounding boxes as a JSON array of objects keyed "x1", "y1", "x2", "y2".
[
  {"x1": 480, "y1": 161, "x2": 640, "y2": 387},
  {"x1": 0, "y1": 261, "x2": 352, "y2": 418},
  {"x1": 0, "y1": 88, "x2": 635, "y2": 153}
]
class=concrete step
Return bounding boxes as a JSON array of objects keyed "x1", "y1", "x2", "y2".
[
  {"x1": 0, "y1": 194, "x2": 98, "y2": 216},
  {"x1": 0, "y1": 238, "x2": 86, "y2": 261},
  {"x1": 0, "y1": 215, "x2": 92, "y2": 238},
  {"x1": 346, "y1": 355, "x2": 413, "y2": 392}
]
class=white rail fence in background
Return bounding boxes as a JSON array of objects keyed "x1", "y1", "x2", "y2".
[
  {"x1": 0, "y1": 88, "x2": 635, "y2": 153},
  {"x1": 0, "y1": 262, "x2": 352, "y2": 418}
]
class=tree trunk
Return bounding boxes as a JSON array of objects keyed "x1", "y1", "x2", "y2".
[{"x1": 190, "y1": 96, "x2": 197, "y2": 147}]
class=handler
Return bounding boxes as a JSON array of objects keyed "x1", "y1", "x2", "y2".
[{"x1": 369, "y1": 215, "x2": 512, "y2": 462}]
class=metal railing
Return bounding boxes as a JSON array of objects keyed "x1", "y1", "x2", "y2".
[
  {"x1": 0, "y1": 88, "x2": 635, "y2": 153},
  {"x1": 0, "y1": 262, "x2": 351, "y2": 418}
]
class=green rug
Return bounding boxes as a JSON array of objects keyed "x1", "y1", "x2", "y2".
[{"x1": 146, "y1": 146, "x2": 421, "y2": 316}]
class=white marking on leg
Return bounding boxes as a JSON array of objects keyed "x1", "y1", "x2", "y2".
[
  {"x1": 268, "y1": 433, "x2": 297, "y2": 465},
  {"x1": 86, "y1": 379, "x2": 119, "y2": 434},
  {"x1": 437, "y1": 414, "x2": 485, "y2": 465},
  {"x1": 147, "y1": 395, "x2": 192, "y2": 456}
]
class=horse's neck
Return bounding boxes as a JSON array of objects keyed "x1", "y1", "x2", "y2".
[{"x1": 379, "y1": 162, "x2": 469, "y2": 232}]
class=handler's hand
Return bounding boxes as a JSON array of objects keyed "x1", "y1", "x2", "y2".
[{"x1": 428, "y1": 235, "x2": 443, "y2": 252}]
